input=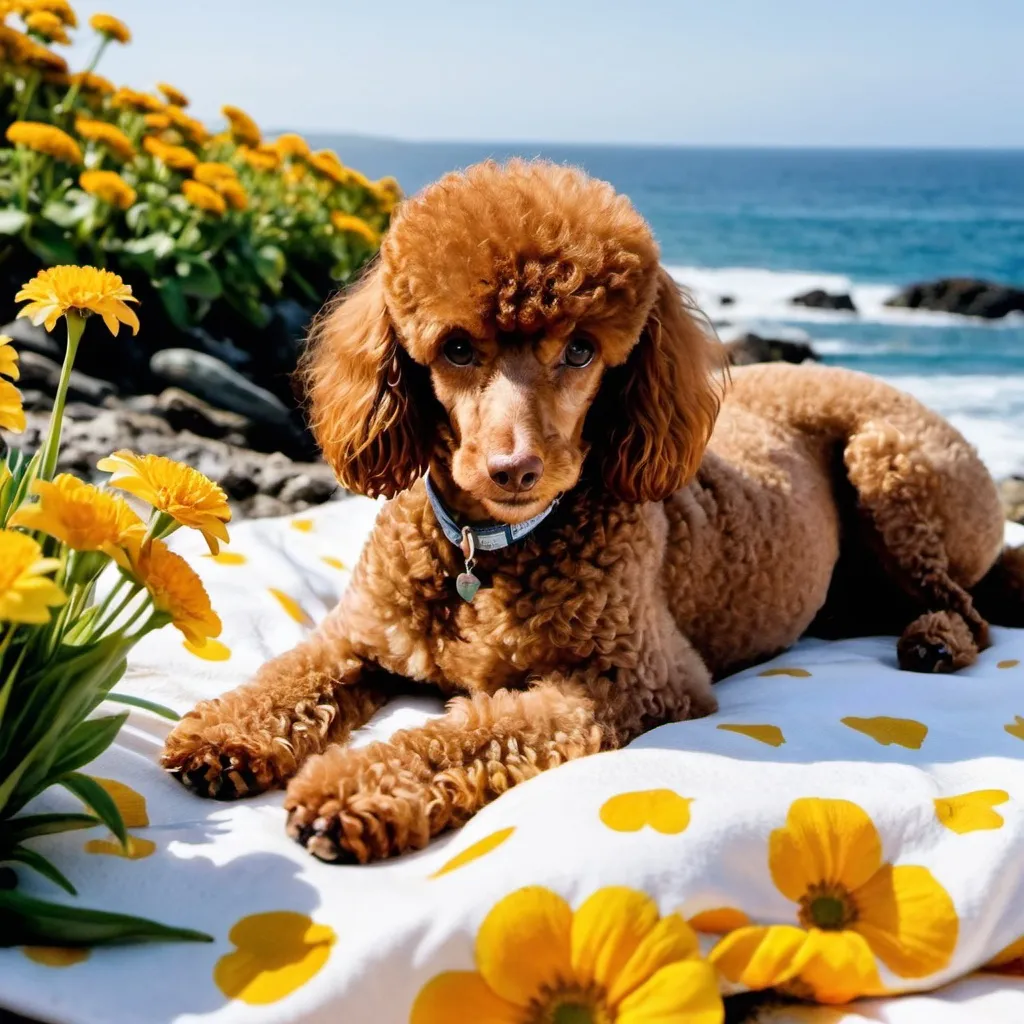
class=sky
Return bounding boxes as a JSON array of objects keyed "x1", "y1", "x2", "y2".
[{"x1": 64, "y1": 0, "x2": 1024, "y2": 148}]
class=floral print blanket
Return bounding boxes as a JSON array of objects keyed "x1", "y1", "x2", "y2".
[{"x1": 2, "y1": 502, "x2": 1023, "y2": 1024}]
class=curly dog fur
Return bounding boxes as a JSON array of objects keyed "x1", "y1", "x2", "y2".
[{"x1": 163, "y1": 159, "x2": 1024, "y2": 863}]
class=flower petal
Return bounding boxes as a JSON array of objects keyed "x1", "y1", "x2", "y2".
[
  {"x1": 410, "y1": 971, "x2": 520, "y2": 1024},
  {"x1": 607, "y1": 911, "x2": 701, "y2": 1006},
  {"x1": 854, "y1": 864, "x2": 958, "y2": 978},
  {"x1": 571, "y1": 887, "x2": 660, "y2": 996},
  {"x1": 709, "y1": 925, "x2": 809, "y2": 990},
  {"x1": 617, "y1": 960, "x2": 723, "y2": 1024},
  {"x1": 770, "y1": 798, "x2": 883, "y2": 901},
  {"x1": 475, "y1": 886, "x2": 572, "y2": 1006},
  {"x1": 795, "y1": 929, "x2": 885, "y2": 1004}
]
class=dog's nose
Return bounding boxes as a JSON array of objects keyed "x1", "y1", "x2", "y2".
[{"x1": 488, "y1": 453, "x2": 544, "y2": 493}]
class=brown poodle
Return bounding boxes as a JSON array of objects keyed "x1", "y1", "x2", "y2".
[{"x1": 162, "y1": 159, "x2": 1024, "y2": 863}]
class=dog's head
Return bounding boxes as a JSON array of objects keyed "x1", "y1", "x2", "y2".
[{"x1": 301, "y1": 159, "x2": 725, "y2": 522}]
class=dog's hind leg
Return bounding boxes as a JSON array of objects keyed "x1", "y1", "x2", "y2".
[
  {"x1": 842, "y1": 421, "x2": 999, "y2": 673},
  {"x1": 972, "y1": 545, "x2": 1024, "y2": 628}
]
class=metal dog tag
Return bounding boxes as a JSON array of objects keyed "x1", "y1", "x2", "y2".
[{"x1": 456, "y1": 571, "x2": 481, "y2": 602}]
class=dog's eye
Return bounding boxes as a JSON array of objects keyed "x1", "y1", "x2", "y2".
[
  {"x1": 442, "y1": 335, "x2": 474, "y2": 367},
  {"x1": 563, "y1": 336, "x2": 595, "y2": 368}
]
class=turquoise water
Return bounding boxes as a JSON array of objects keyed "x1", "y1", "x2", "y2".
[{"x1": 315, "y1": 139, "x2": 1024, "y2": 475}]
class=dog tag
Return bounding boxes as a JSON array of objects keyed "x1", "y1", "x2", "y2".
[{"x1": 456, "y1": 571, "x2": 481, "y2": 602}]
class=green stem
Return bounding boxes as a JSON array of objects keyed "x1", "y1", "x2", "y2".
[
  {"x1": 56, "y1": 37, "x2": 109, "y2": 124},
  {"x1": 15, "y1": 69, "x2": 41, "y2": 121},
  {"x1": 94, "y1": 584, "x2": 142, "y2": 637},
  {"x1": 38, "y1": 312, "x2": 87, "y2": 482}
]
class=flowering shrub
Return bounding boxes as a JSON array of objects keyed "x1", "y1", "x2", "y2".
[
  {"x1": 0, "y1": 264, "x2": 226, "y2": 946},
  {"x1": 0, "y1": 4, "x2": 397, "y2": 334}
]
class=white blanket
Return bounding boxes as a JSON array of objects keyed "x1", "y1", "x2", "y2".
[{"x1": 2, "y1": 501, "x2": 1023, "y2": 1024}]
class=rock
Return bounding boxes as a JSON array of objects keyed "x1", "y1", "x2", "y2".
[
  {"x1": 792, "y1": 289, "x2": 857, "y2": 312},
  {"x1": 150, "y1": 349, "x2": 294, "y2": 428},
  {"x1": 725, "y1": 332, "x2": 820, "y2": 366},
  {"x1": 999, "y1": 478, "x2": 1024, "y2": 524},
  {"x1": 885, "y1": 278, "x2": 1024, "y2": 320},
  {"x1": 244, "y1": 494, "x2": 294, "y2": 519},
  {"x1": 153, "y1": 387, "x2": 252, "y2": 442},
  {"x1": 17, "y1": 350, "x2": 118, "y2": 404},
  {"x1": 19, "y1": 389, "x2": 53, "y2": 412},
  {"x1": 0, "y1": 317, "x2": 64, "y2": 361},
  {"x1": 183, "y1": 326, "x2": 251, "y2": 369},
  {"x1": 277, "y1": 467, "x2": 338, "y2": 505},
  {"x1": 719, "y1": 295, "x2": 735, "y2": 307}
]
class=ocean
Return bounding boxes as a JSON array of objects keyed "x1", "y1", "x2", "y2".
[{"x1": 312, "y1": 139, "x2": 1024, "y2": 478}]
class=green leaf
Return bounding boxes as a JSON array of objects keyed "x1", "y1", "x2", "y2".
[
  {"x1": 0, "y1": 890, "x2": 214, "y2": 947},
  {"x1": 24, "y1": 221, "x2": 78, "y2": 264},
  {"x1": 175, "y1": 254, "x2": 222, "y2": 300},
  {"x1": 124, "y1": 201, "x2": 150, "y2": 231},
  {"x1": 123, "y1": 231, "x2": 175, "y2": 259},
  {"x1": 59, "y1": 773, "x2": 127, "y2": 849},
  {"x1": 42, "y1": 197, "x2": 91, "y2": 229},
  {"x1": 1, "y1": 813, "x2": 99, "y2": 845},
  {"x1": 5, "y1": 846, "x2": 77, "y2": 895},
  {"x1": 153, "y1": 277, "x2": 191, "y2": 330},
  {"x1": 49, "y1": 713, "x2": 128, "y2": 778},
  {"x1": 104, "y1": 693, "x2": 180, "y2": 721},
  {"x1": 0, "y1": 208, "x2": 30, "y2": 235}
]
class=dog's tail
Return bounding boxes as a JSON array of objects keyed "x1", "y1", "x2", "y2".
[{"x1": 972, "y1": 545, "x2": 1024, "y2": 628}]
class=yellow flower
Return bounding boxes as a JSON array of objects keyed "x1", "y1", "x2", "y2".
[
  {"x1": 308, "y1": 150, "x2": 346, "y2": 185},
  {"x1": 215, "y1": 178, "x2": 247, "y2": 211},
  {"x1": 0, "y1": 334, "x2": 19, "y2": 382},
  {"x1": 6, "y1": 120, "x2": 81, "y2": 164},
  {"x1": 281, "y1": 163, "x2": 305, "y2": 187},
  {"x1": 372, "y1": 175, "x2": 401, "y2": 213},
  {"x1": 89, "y1": 11, "x2": 129, "y2": 42},
  {"x1": 710, "y1": 798, "x2": 959, "y2": 1004},
  {"x1": 16, "y1": 265, "x2": 139, "y2": 335},
  {"x1": 97, "y1": 449, "x2": 231, "y2": 555},
  {"x1": 986, "y1": 935, "x2": 1024, "y2": 976},
  {"x1": 193, "y1": 161, "x2": 237, "y2": 185},
  {"x1": 110, "y1": 86, "x2": 162, "y2": 113},
  {"x1": 79, "y1": 169, "x2": 135, "y2": 210},
  {"x1": 142, "y1": 112, "x2": 169, "y2": 131},
  {"x1": 221, "y1": 104, "x2": 260, "y2": 147},
  {"x1": 411, "y1": 886, "x2": 723, "y2": 1024},
  {"x1": 164, "y1": 104, "x2": 208, "y2": 145},
  {"x1": 24, "y1": 0, "x2": 78, "y2": 26},
  {"x1": 157, "y1": 81, "x2": 188, "y2": 107},
  {"x1": 69, "y1": 70, "x2": 114, "y2": 96},
  {"x1": 74, "y1": 116, "x2": 135, "y2": 162},
  {"x1": 24, "y1": 9, "x2": 69, "y2": 43},
  {"x1": 238, "y1": 144, "x2": 279, "y2": 172},
  {"x1": 0, "y1": 378, "x2": 25, "y2": 433},
  {"x1": 8, "y1": 474, "x2": 145, "y2": 557},
  {"x1": 128, "y1": 538, "x2": 221, "y2": 646},
  {"x1": 0, "y1": 530, "x2": 65, "y2": 625},
  {"x1": 0, "y1": 24, "x2": 30, "y2": 62},
  {"x1": 14, "y1": 38, "x2": 66, "y2": 72},
  {"x1": 142, "y1": 135, "x2": 198, "y2": 172},
  {"x1": 271, "y1": 132, "x2": 310, "y2": 160},
  {"x1": 330, "y1": 211, "x2": 379, "y2": 247},
  {"x1": 180, "y1": 178, "x2": 226, "y2": 217}
]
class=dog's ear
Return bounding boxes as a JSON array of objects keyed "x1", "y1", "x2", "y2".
[
  {"x1": 591, "y1": 267, "x2": 726, "y2": 503},
  {"x1": 299, "y1": 262, "x2": 431, "y2": 498}
]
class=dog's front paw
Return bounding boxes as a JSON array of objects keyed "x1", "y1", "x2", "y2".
[
  {"x1": 897, "y1": 611, "x2": 977, "y2": 674},
  {"x1": 162, "y1": 702, "x2": 286, "y2": 799}
]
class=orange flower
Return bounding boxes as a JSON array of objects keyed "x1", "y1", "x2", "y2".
[
  {"x1": 193, "y1": 161, "x2": 237, "y2": 185},
  {"x1": 25, "y1": 10, "x2": 70, "y2": 44},
  {"x1": 111, "y1": 86, "x2": 163, "y2": 113},
  {"x1": 7, "y1": 121, "x2": 81, "y2": 164},
  {"x1": 157, "y1": 81, "x2": 188, "y2": 107},
  {"x1": 89, "y1": 12, "x2": 130, "y2": 43},
  {"x1": 221, "y1": 104, "x2": 260, "y2": 147},
  {"x1": 238, "y1": 144, "x2": 279, "y2": 172},
  {"x1": 331, "y1": 212, "x2": 379, "y2": 247},
  {"x1": 79, "y1": 169, "x2": 136, "y2": 210},
  {"x1": 69, "y1": 70, "x2": 115, "y2": 96},
  {"x1": 180, "y1": 179, "x2": 226, "y2": 216},
  {"x1": 74, "y1": 117, "x2": 136, "y2": 162},
  {"x1": 271, "y1": 132, "x2": 310, "y2": 160},
  {"x1": 143, "y1": 135, "x2": 198, "y2": 171}
]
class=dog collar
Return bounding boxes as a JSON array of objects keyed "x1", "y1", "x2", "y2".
[{"x1": 424, "y1": 471, "x2": 560, "y2": 601}]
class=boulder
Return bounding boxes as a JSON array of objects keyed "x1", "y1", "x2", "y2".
[
  {"x1": 999, "y1": 478, "x2": 1024, "y2": 524},
  {"x1": 0, "y1": 317, "x2": 64, "y2": 361},
  {"x1": 885, "y1": 278, "x2": 1024, "y2": 319},
  {"x1": 792, "y1": 289, "x2": 857, "y2": 312},
  {"x1": 725, "y1": 333, "x2": 820, "y2": 366},
  {"x1": 17, "y1": 350, "x2": 118, "y2": 405},
  {"x1": 152, "y1": 387, "x2": 251, "y2": 443}
]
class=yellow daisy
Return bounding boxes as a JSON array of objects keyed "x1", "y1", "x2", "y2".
[
  {"x1": 79, "y1": 170, "x2": 136, "y2": 210},
  {"x1": 372, "y1": 175, "x2": 401, "y2": 213},
  {"x1": 142, "y1": 135, "x2": 198, "y2": 172},
  {"x1": 710, "y1": 797, "x2": 959, "y2": 1004},
  {"x1": 24, "y1": 10, "x2": 69, "y2": 43},
  {"x1": 221, "y1": 104, "x2": 260, "y2": 147},
  {"x1": 412, "y1": 886, "x2": 723, "y2": 1024},
  {"x1": 308, "y1": 150, "x2": 346, "y2": 185},
  {"x1": 0, "y1": 378, "x2": 25, "y2": 433},
  {"x1": 69, "y1": 70, "x2": 115, "y2": 96},
  {"x1": 238, "y1": 144, "x2": 279, "y2": 172},
  {"x1": 16, "y1": 265, "x2": 139, "y2": 336},
  {"x1": 97, "y1": 449, "x2": 231, "y2": 555},
  {"x1": 110, "y1": 86, "x2": 163, "y2": 113},
  {"x1": 330, "y1": 211, "x2": 379, "y2": 247},
  {"x1": 142, "y1": 112, "x2": 170, "y2": 131},
  {"x1": 27, "y1": 0, "x2": 78, "y2": 27},
  {"x1": 157, "y1": 81, "x2": 188, "y2": 107},
  {"x1": 16, "y1": 39, "x2": 66, "y2": 72},
  {"x1": 74, "y1": 117, "x2": 136, "y2": 162},
  {"x1": 180, "y1": 178, "x2": 226, "y2": 217},
  {"x1": 6, "y1": 120, "x2": 81, "y2": 164},
  {"x1": 89, "y1": 12, "x2": 129, "y2": 43},
  {"x1": 215, "y1": 178, "x2": 247, "y2": 212},
  {"x1": 163, "y1": 104, "x2": 208, "y2": 145},
  {"x1": 193, "y1": 161, "x2": 237, "y2": 185},
  {"x1": 0, "y1": 334, "x2": 19, "y2": 382},
  {"x1": 8, "y1": 474, "x2": 145, "y2": 557},
  {"x1": 0, "y1": 530, "x2": 65, "y2": 625},
  {"x1": 271, "y1": 132, "x2": 310, "y2": 160}
]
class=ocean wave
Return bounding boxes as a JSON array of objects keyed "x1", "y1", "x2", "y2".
[{"x1": 667, "y1": 265, "x2": 1024, "y2": 331}]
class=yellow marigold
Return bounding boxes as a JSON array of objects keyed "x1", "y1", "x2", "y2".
[
  {"x1": 111, "y1": 86, "x2": 163, "y2": 113},
  {"x1": 372, "y1": 175, "x2": 401, "y2": 213},
  {"x1": 80, "y1": 169, "x2": 135, "y2": 210},
  {"x1": 0, "y1": 530, "x2": 65, "y2": 625},
  {"x1": 0, "y1": 24, "x2": 31, "y2": 62},
  {"x1": 41, "y1": 67, "x2": 68, "y2": 85},
  {"x1": 25, "y1": 0, "x2": 78, "y2": 27},
  {"x1": 6, "y1": 120, "x2": 81, "y2": 164},
  {"x1": 70, "y1": 70, "x2": 114, "y2": 95},
  {"x1": 330, "y1": 212, "x2": 379, "y2": 247},
  {"x1": 412, "y1": 886, "x2": 723, "y2": 1024},
  {"x1": 710, "y1": 797, "x2": 960, "y2": 1004},
  {"x1": 164, "y1": 104, "x2": 208, "y2": 145},
  {"x1": 24, "y1": 9, "x2": 69, "y2": 43},
  {"x1": 143, "y1": 135, "x2": 198, "y2": 171},
  {"x1": 282, "y1": 163, "x2": 306, "y2": 187},
  {"x1": 215, "y1": 178, "x2": 247, "y2": 212},
  {"x1": 237, "y1": 144, "x2": 278, "y2": 172},
  {"x1": 221, "y1": 104, "x2": 260, "y2": 147},
  {"x1": 18, "y1": 38, "x2": 65, "y2": 70},
  {"x1": 157, "y1": 81, "x2": 188, "y2": 107},
  {"x1": 345, "y1": 166, "x2": 371, "y2": 191},
  {"x1": 193, "y1": 161, "x2": 236, "y2": 185},
  {"x1": 127, "y1": 538, "x2": 221, "y2": 646},
  {"x1": 97, "y1": 450, "x2": 231, "y2": 555},
  {"x1": 180, "y1": 178, "x2": 226, "y2": 217},
  {"x1": 74, "y1": 116, "x2": 135, "y2": 162},
  {"x1": 16, "y1": 265, "x2": 139, "y2": 335},
  {"x1": 9, "y1": 474, "x2": 145, "y2": 557},
  {"x1": 0, "y1": 378, "x2": 25, "y2": 433},
  {"x1": 0, "y1": 335, "x2": 18, "y2": 382},
  {"x1": 271, "y1": 132, "x2": 310, "y2": 160},
  {"x1": 89, "y1": 11, "x2": 128, "y2": 43},
  {"x1": 308, "y1": 150, "x2": 346, "y2": 185},
  {"x1": 143, "y1": 112, "x2": 169, "y2": 131}
]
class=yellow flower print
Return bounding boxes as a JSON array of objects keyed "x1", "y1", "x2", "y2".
[
  {"x1": 717, "y1": 723, "x2": 786, "y2": 747},
  {"x1": 758, "y1": 667, "x2": 811, "y2": 678},
  {"x1": 986, "y1": 935, "x2": 1024, "y2": 975},
  {"x1": 710, "y1": 798, "x2": 959, "y2": 1004},
  {"x1": 430, "y1": 827, "x2": 515, "y2": 878},
  {"x1": 269, "y1": 588, "x2": 311, "y2": 626},
  {"x1": 184, "y1": 637, "x2": 232, "y2": 662},
  {"x1": 599, "y1": 789, "x2": 692, "y2": 835},
  {"x1": 841, "y1": 716, "x2": 928, "y2": 750},
  {"x1": 411, "y1": 886, "x2": 723, "y2": 1024},
  {"x1": 214, "y1": 911, "x2": 336, "y2": 1005},
  {"x1": 23, "y1": 946, "x2": 90, "y2": 967},
  {"x1": 934, "y1": 790, "x2": 1008, "y2": 834}
]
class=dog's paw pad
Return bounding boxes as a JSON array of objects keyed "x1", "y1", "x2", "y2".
[{"x1": 899, "y1": 641, "x2": 955, "y2": 674}]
